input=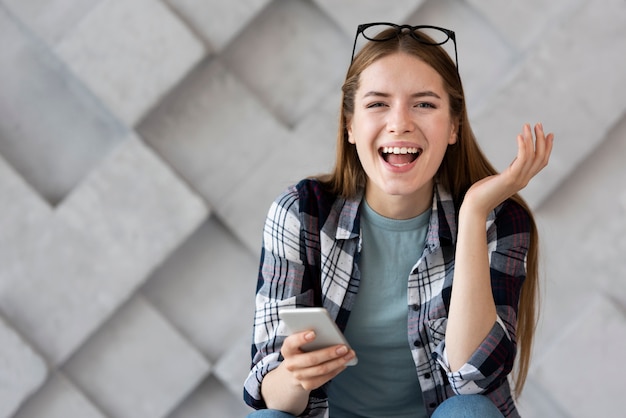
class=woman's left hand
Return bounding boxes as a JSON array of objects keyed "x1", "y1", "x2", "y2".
[{"x1": 461, "y1": 123, "x2": 554, "y2": 216}]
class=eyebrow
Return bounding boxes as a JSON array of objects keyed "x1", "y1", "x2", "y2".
[{"x1": 362, "y1": 90, "x2": 442, "y2": 100}]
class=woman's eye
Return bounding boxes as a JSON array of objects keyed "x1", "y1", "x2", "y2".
[
  {"x1": 415, "y1": 102, "x2": 436, "y2": 109},
  {"x1": 366, "y1": 102, "x2": 386, "y2": 108}
]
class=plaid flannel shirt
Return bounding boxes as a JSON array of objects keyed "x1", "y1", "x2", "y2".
[{"x1": 244, "y1": 179, "x2": 527, "y2": 417}]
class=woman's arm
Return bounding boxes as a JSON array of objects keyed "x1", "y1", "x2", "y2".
[
  {"x1": 245, "y1": 183, "x2": 356, "y2": 414},
  {"x1": 446, "y1": 206, "x2": 497, "y2": 372},
  {"x1": 445, "y1": 123, "x2": 553, "y2": 372}
]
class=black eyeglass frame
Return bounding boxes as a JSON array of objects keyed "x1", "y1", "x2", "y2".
[{"x1": 350, "y1": 22, "x2": 459, "y2": 73}]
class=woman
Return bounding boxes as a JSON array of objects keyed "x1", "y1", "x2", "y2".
[{"x1": 244, "y1": 23, "x2": 554, "y2": 417}]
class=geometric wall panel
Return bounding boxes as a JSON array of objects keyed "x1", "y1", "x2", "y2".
[
  {"x1": 533, "y1": 113, "x2": 626, "y2": 346},
  {"x1": 62, "y1": 296, "x2": 210, "y2": 418},
  {"x1": 12, "y1": 373, "x2": 107, "y2": 418},
  {"x1": 472, "y1": 0, "x2": 626, "y2": 208},
  {"x1": 465, "y1": 0, "x2": 572, "y2": 50},
  {"x1": 217, "y1": 93, "x2": 340, "y2": 252},
  {"x1": 0, "y1": 316, "x2": 47, "y2": 418},
  {"x1": 0, "y1": 0, "x2": 101, "y2": 45},
  {"x1": 143, "y1": 217, "x2": 258, "y2": 363},
  {"x1": 528, "y1": 113, "x2": 626, "y2": 418},
  {"x1": 138, "y1": 58, "x2": 288, "y2": 208},
  {"x1": 313, "y1": 0, "x2": 425, "y2": 37},
  {"x1": 516, "y1": 376, "x2": 569, "y2": 418},
  {"x1": 0, "y1": 137, "x2": 208, "y2": 366},
  {"x1": 167, "y1": 376, "x2": 252, "y2": 417},
  {"x1": 165, "y1": 0, "x2": 272, "y2": 52},
  {"x1": 212, "y1": 333, "x2": 256, "y2": 398},
  {"x1": 531, "y1": 295, "x2": 626, "y2": 418},
  {"x1": 220, "y1": 0, "x2": 350, "y2": 127},
  {"x1": 55, "y1": 0, "x2": 206, "y2": 126},
  {"x1": 1, "y1": 0, "x2": 626, "y2": 416},
  {"x1": 0, "y1": 4, "x2": 127, "y2": 205}
]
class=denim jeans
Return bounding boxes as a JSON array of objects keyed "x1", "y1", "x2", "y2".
[
  {"x1": 431, "y1": 394, "x2": 504, "y2": 417},
  {"x1": 246, "y1": 394, "x2": 505, "y2": 417}
]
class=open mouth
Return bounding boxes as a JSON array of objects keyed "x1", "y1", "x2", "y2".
[{"x1": 379, "y1": 146, "x2": 422, "y2": 167}]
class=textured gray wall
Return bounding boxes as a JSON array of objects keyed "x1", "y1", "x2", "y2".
[{"x1": 0, "y1": 0, "x2": 625, "y2": 417}]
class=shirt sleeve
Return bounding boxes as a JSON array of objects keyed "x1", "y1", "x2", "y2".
[
  {"x1": 243, "y1": 186, "x2": 318, "y2": 411},
  {"x1": 432, "y1": 200, "x2": 531, "y2": 395}
]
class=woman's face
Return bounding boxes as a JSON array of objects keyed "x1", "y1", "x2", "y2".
[{"x1": 347, "y1": 52, "x2": 457, "y2": 218}]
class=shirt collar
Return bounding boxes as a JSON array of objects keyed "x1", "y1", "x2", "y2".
[
  {"x1": 430, "y1": 183, "x2": 457, "y2": 248},
  {"x1": 335, "y1": 183, "x2": 458, "y2": 247},
  {"x1": 335, "y1": 189, "x2": 363, "y2": 240}
]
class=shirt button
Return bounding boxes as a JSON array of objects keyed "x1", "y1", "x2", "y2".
[
  {"x1": 413, "y1": 340, "x2": 422, "y2": 347},
  {"x1": 412, "y1": 304, "x2": 419, "y2": 311},
  {"x1": 424, "y1": 373, "x2": 431, "y2": 379},
  {"x1": 429, "y1": 402, "x2": 437, "y2": 408}
]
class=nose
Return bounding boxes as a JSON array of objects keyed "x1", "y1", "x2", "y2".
[{"x1": 387, "y1": 106, "x2": 414, "y2": 134}]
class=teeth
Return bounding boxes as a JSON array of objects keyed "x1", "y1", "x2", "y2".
[{"x1": 382, "y1": 146, "x2": 420, "y2": 154}]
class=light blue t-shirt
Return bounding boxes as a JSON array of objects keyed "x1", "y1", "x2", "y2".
[{"x1": 327, "y1": 201, "x2": 430, "y2": 418}]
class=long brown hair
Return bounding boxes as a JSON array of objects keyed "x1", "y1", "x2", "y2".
[{"x1": 318, "y1": 27, "x2": 538, "y2": 395}]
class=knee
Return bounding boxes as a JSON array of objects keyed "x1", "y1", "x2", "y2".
[{"x1": 432, "y1": 394, "x2": 504, "y2": 418}]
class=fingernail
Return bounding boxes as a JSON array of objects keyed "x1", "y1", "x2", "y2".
[
  {"x1": 305, "y1": 331, "x2": 315, "y2": 341},
  {"x1": 336, "y1": 346, "x2": 348, "y2": 355}
]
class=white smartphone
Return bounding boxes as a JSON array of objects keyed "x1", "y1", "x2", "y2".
[{"x1": 278, "y1": 307, "x2": 357, "y2": 366}]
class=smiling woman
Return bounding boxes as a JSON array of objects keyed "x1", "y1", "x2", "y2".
[
  {"x1": 245, "y1": 22, "x2": 553, "y2": 418},
  {"x1": 346, "y1": 53, "x2": 457, "y2": 219}
]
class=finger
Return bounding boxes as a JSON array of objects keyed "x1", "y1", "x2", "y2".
[
  {"x1": 289, "y1": 347, "x2": 355, "y2": 390},
  {"x1": 513, "y1": 124, "x2": 534, "y2": 173},
  {"x1": 532, "y1": 123, "x2": 554, "y2": 171},
  {"x1": 522, "y1": 123, "x2": 545, "y2": 172},
  {"x1": 542, "y1": 130, "x2": 555, "y2": 166},
  {"x1": 534, "y1": 123, "x2": 546, "y2": 154},
  {"x1": 282, "y1": 327, "x2": 354, "y2": 368},
  {"x1": 296, "y1": 344, "x2": 354, "y2": 369},
  {"x1": 281, "y1": 330, "x2": 316, "y2": 358},
  {"x1": 531, "y1": 123, "x2": 547, "y2": 171}
]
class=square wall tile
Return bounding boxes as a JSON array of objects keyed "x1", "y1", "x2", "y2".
[
  {"x1": 221, "y1": 0, "x2": 350, "y2": 127},
  {"x1": 168, "y1": 375, "x2": 252, "y2": 418},
  {"x1": 55, "y1": 0, "x2": 205, "y2": 125},
  {"x1": 63, "y1": 296, "x2": 211, "y2": 418},
  {"x1": 470, "y1": 0, "x2": 626, "y2": 208},
  {"x1": 0, "y1": 137, "x2": 208, "y2": 366},
  {"x1": 1, "y1": 0, "x2": 102, "y2": 44},
  {"x1": 532, "y1": 295, "x2": 626, "y2": 417},
  {"x1": 313, "y1": 0, "x2": 424, "y2": 36},
  {"x1": 0, "y1": 316, "x2": 48, "y2": 417},
  {"x1": 166, "y1": 0, "x2": 271, "y2": 51},
  {"x1": 0, "y1": 5, "x2": 128, "y2": 205},
  {"x1": 13, "y1": 373, "x2": 106, "y2": 418},
  {"x1": 213, "y1": 333, "x2": 254, "y2": 397},
  {"x1": 219, "y1": 92, "x2": 339, "y2": 252},
  {"x1": 138, "y1": 58, "x2": 287, "y2": 206},
  {"x1": 465, "y1": 0, "x2": 574, "y2": 50},
  {"x1": 142, "y1": 216, "x2": 258, "y2": 362}
]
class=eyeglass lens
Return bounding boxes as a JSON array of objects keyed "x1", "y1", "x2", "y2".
[
  {"x1": 361, "y1": 25, "x2": 451, "y2": 45},
  {"x1": 351, "y1": 23, "x2": 458, "y2": 71}
]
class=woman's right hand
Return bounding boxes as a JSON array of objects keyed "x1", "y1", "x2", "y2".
[
  {"x1": 260, "y1": 330, "x2": 356, "y2": 414},
  {"x1": 279, "y1": 330, "x2": 356, "y2": 391}
]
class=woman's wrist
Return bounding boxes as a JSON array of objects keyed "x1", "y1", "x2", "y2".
[{"x1": 261, "y1": 364, "x2": 311, "y2": 415}]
